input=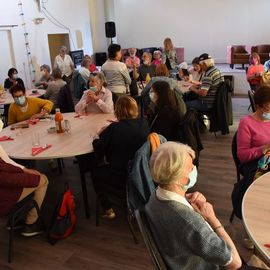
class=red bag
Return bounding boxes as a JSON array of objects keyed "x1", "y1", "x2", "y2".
[{"x1": 48, "y1": 185, "x2": 76, "y2": 244}]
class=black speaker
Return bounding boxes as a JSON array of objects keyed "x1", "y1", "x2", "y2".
[
  {"x1": 95, "y1": 52, "x2": 107, "y2": 66},
  {"x1": 105, "y1": 22, "x2": 116, "y2": 38}
]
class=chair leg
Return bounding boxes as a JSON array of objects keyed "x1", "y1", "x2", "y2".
[
  {"x1": 57, "y1": 158, "x2": 62, "y2": 174},
  {"x1": 229, "y1": 209, "x2": 235, "y2": 223},
  {"x1": 230, "y1": 64, "x2": 234, "y2": 69},
  {"x1": 95, "y1": 197, "x2": 100, "y2": 227},
  {"x1": 79, "y1": 169, "x2": 90, "y2": 219},
  {"x1": 127, "y1": 210, "x2": 139, "y2": 244},
  {"x1": 8, "y1": 216, "x2": 15, "y2": 263}
]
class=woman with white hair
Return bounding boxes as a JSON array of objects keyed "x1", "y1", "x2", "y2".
[
  {"x1": 53, "y1": 45, "x2": 74, "y2": 83},
  {"x1": 125, "y1": 47, "x2": 140, "y2": 70},
  {"x1": 186, "y1": 53, "x2": 224, "y2": 112},
  {"x1": 75, "y1": 72, "x2": 114, "y2": 114},
  {"x1": 146, "y1": 142, "x2": 242, "y2": 270}
]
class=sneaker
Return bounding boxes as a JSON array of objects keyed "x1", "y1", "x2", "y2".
[
  {"x1": 21, "y1": 223, "x2": 43, "y2": 237},
  {"x1": 102, "y1": 208, "x2": 116, "y2": 219}
]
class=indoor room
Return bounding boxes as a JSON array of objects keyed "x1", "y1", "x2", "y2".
[{"x1": 0, "y1": 0, "x2": 270, "y2": 269}]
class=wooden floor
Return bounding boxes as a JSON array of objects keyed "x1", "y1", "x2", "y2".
[{"x1": 0, "y1": 97, "x2": 253, "y2": 269}]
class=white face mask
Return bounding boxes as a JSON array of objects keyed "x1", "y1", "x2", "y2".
[
  {"x1": 149, "y1": 91, "x2": 157, "y2": 103},
  {"x1": 13, "y1": 74, "x2": 18, "y2": 79},
  {"x1": 180, "y1": 166, "x2": 198, "y2": 191},
  {"x1": 262, "y1": 112, "x2": 270, "y2": 120},
  {"x1": 0, "y1": 119, "x2": 3, "y2": 132}
]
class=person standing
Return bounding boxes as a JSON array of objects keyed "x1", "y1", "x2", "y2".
[
  {"x1": 54, "y1": 45, "x2": 74, "y2": 84},
  {"x1": 102, "y1": 44, "x2": 131, "y2": 96}
]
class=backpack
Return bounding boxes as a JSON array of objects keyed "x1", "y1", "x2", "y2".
[{"x1": 47, "y1": 184, "x2": 76, "y2": 245}]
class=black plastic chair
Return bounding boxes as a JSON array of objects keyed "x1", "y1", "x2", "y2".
[
  {"x1": 248, "y1": 90, "x2": 256, "y2": 113},
  {"x1": 5, "y1": 195, "x2": 40, "y2": 262},
  {"x1": 230, "y1": 131, "x2": 243, "y2": 223},
  {"x1": 135, "y1": 208, "x2": 167, "y2": 270}
]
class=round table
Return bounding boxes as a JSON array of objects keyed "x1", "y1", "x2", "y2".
[
  {"x1": 242, "y1": 172, "x2": 270, "y2": 264},
  {"x1": 0, "y1": 112, "x2": 115, "y2": 160},
  {"x1": 0, "y1": 89, "x2": 45, "y2": 105}
]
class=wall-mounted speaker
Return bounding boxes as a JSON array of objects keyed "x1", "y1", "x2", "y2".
[{"x1": 105, "y1": 22, "x2": 116, "y2": 38}]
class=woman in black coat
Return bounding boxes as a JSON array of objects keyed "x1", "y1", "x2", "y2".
[
  {"x1": 92, "y1": 96, "x2": 149, "y2": 218},
  {"x1": 148, "y1": 80, "x2": 181, "y2": 141}
]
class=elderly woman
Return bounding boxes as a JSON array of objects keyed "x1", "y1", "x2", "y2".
[
  {"x1": 8, "y1": 84, "x2": 53, "y2": 125},
  {"x1": 53, "y1": 45, "x2": 74, "y2": 83},
  {"x1": 152, "y1": 50, "x2": 163, "y2": 66},
  {"x1": 79, "y1": 58, "x2": 91, "y2": 83},
  {"x1": 102, "y1": 43, "x2": 131, "y2": 95},
  {"x1": 146, "y1": 142, "x2": 242, "y2": 270},
  {"x1": 75, "y1": 73, "x2": 114, "y2": 114},
  {"x1": 246, "y1": 52, "x2": 264, "y2": 91},
  {"x1": 238, "y1": 85, "x2": 270, "y2": 167},
  {"x1": 125, "y1": 47, "x2": 140, "y2": 70},
  {"x1": 91, "y1": 96, "x2": 149, "y2": 218},
  {"x1": 163, "y1": 37, "x2": 178, "y2": 71},
  {"x1": 35, "y1": 64, "x2": 52, "y2": 89}
]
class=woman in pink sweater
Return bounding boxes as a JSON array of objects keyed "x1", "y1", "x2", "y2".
[{"x1": 237, "y1": 86, "x2": 270, "y2": 164}]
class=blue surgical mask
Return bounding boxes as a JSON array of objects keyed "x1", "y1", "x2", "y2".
[
  {"x1": 262, "y1": 112, "x2": 270, "y2": 120},
  {"x1": 90, "y1": 86, "x2": 97, "y2": 92},
  {"x1": 181, "y1": 166, "x2": 198, "y2": 191},
  {"x1": 14, "y1": 96, "x2": 26, "y2": 106}
]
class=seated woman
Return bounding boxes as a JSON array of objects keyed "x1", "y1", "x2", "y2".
[
  {"x1": 83, "y1": 54, "x2": 96, "y2": 73},
  {"x1": 75, "y1": 73, "x2": 114, "y2": 114},
  {"x1": 246, "y1": 52, "x2": 264, "y2": 91},
  {"x1": 0, "y1": 119, "x2": 49, "y2": 236},
  {"x1": 177, "y1": 62, "x2": 191, "y2": 82},
  {"x1": 163, "y1": 37, "x2": 178, "y2": 71},
  {"x1": 35, "y1": 64, "x2": 53, "y2": 89},
  {"x1": 152, "y1": 50, "x2": 163, "y2": 66},
  {"x1": 8, "y1": 84, "x2": 53, "y2": 125},
  {"x1": 44, "y1": 68, "x2": 66, "y2": 110},
  {"x1": 237, "y1": 85, "x2": 270, "y2": 175},
  {"x1": 4, "y1": 68, "x2": 25, "y2": 90},
  {"x1": 146, "y1": 142, "x2": 242, "y2": 270},
  {"x1": 148, "y1": 81, "x2": 181, "y2": 141},
  {"x1": 133, "y1": 52, "x2": 156, "y2": 81},
  {"x1": 141, "y1": 64, "x2": 186, "y2": 118},
  {"x1": 189, "y1": 57, "x2": 204, "y2": 85},
  {"x1": 79, "y1": 58, "x2": 91, "y2": 83},
  {"x1": 91, "y1": 96, "x2": 149, "y2": 218},
  {"x1": 102, "y1": 43, "x2": 131, "y2": 95}
]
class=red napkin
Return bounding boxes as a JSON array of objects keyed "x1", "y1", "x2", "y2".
[
  {"x1": 31, "y1": 144, "x2": 52, "y2": 156},
  {"x1": 0, "y1": 136, "x2": 14, "y2": 141},
  {"x1": 27, "y1": 119, "x2": 40, "y2": 125}
]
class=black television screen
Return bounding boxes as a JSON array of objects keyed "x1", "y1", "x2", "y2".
[{"x1": 70, "y1": 50, "x2": 84, "y2": 68}]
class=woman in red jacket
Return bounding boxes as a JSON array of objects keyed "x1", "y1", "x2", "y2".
[{"x1": 0, "y1": 119, "x2": 48, "y2": 236}]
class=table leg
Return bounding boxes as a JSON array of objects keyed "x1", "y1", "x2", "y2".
[{"x1": 79, "y1": 167, "x2": 90, "y2": 219}]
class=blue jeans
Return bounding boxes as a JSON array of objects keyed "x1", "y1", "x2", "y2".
[{"x1": 186, "y1": 99, "x2": 210, "y2": 112}]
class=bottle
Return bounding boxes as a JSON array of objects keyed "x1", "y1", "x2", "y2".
[
  {"x1": 55, "y1": 108, "x2": 64, "y2": 133},
  {"x1": 0, "y1": 84, "x2": 3, "y2": 96},
  {"x1": 145, "y1": 73, "x2": 151, "y2": 83}
]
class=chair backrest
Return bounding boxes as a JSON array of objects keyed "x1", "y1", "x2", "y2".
[
  {"x1": 248, "y1": 90, "x2": 256, "y2": 113},
  {"x1": 56, "y1": 84, "x2": 75, "y2": 113},
  {"x1": 135, "y1": 208, "x2": 167, "y2": 270},
  {"x1": 231, "y1": 131, "x2": 242, "y2": 182}
]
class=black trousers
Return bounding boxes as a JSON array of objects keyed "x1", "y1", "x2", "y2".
[{"x1": 77, "y1": 153, "x2": 126, "y2": 211}]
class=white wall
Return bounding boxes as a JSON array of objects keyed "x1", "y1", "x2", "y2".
[
  {"x1": 0, "y1": 0, "x2": 93, "y2": 88},
  {"x1": 113, "y1": 0, "x2": 270, "y2": 63}
]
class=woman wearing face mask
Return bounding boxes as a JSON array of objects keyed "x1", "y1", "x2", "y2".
[
  {"x1": 148, "y1": 81, "x2": 181, "y2": 141},
  {"x1": 146, "y1": 142, "x2": 242, "y2": 270},
  {"x1": 75, "y1": 73, "x2": 114, "y2": 115},
  {"x1": 237, "y1": 86, "x2": 270, "y2": 178},
  {"x1": 8, "y1": 84, "x2": 53, "y2": 125},
  {"x1": 246, "y1": 52, "x2": 264, "y2": 91},
  {"x1": 4, "y1": 68, "x2": 25, "y2": 90}
]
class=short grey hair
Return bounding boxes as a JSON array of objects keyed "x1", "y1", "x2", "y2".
[
  {"x1": 142, "y1": 51, "x2": 152, "y2": 60},
  {"x1": 150, "y1": 142, "x2": 195, "y2": 185},
  {"x1": 40, "y1": 64, "x2": 51, "y2": 73},
  {"x1": 59, "y1": 45, "x2": 67, "y2": 52},
  {"x1": 200, "y1": 58, "x2": 215, "y2": 68},
  {"x1": 90, "y1": 72, "x2": 107, "y2": 87}
]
